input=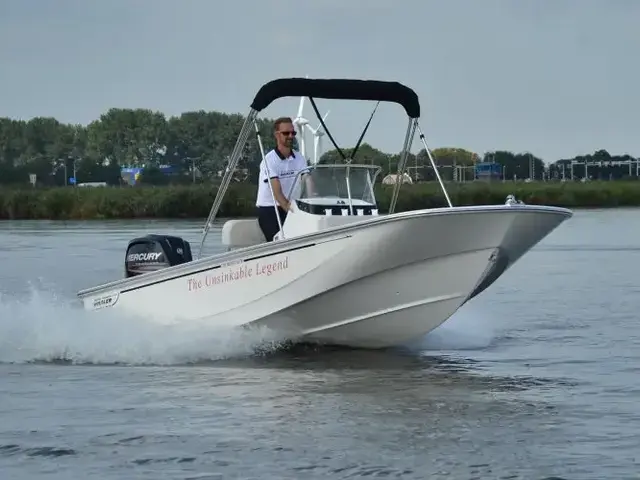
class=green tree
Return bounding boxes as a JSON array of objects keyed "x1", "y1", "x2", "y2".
[{"x1": 0, "y1": 107, "x2": 637, "y2": 188}]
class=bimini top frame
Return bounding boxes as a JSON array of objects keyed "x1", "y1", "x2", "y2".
[{"x1": 197, "y1": 77, "x2": 453, "y2": 258}]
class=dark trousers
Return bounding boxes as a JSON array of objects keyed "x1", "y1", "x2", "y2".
[{"x1": 257, "y1": 206, "x2": 288, "y2": 241}]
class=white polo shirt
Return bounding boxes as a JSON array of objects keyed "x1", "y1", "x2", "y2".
[{"x1": 256, "y1": 148, "x2": 308, "y2": 207}]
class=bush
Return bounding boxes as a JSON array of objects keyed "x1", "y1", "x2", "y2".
[{"x1": 0, "y1": 181, "x2": 638, "y2": 220}]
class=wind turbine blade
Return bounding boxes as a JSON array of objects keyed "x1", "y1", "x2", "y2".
[
  {"x1": 314, "y1": 110, "x2": 331, "y2": 134},
  {"x1": 297, "y1": 97, "x2": 305, "y2": 119},
  {"x1": 299, "y1": 129, "x2": 306, "y2": 157}
]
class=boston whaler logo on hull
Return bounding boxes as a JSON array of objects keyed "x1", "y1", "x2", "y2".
[
  {"x1": 127, "y1": 252, "x2": 163, "y2": 262},
  {"x1": 91, "y1": 293, "x2": 120, "y2": 310}
]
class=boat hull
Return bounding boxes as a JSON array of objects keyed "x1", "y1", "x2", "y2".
[
  {"x1": 259, "y1": 247, "x2": 498, "y2": 348},
  {"x1": 78, "y1": 204, "x2": 572, "y2": 348}
]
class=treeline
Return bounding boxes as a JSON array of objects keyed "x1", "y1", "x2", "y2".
[
  {"x1": 1, "y1": 181, "x2": 639, "y2": 220},
  {"x1": 0, "y1": 108, "x2": 638, "y2": 187}
]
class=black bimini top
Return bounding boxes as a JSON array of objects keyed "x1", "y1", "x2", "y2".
[{"x1": 249, "y1": 77, "x2": 420, "y2": 119}]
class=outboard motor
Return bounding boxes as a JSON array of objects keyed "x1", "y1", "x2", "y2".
[{"x1": 125, "y1": 234, "x2": 193, "y2": 278}]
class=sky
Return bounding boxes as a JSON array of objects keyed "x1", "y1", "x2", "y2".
[{"x1": 1, "y1": 0, "x2": 638, "y2": 163}]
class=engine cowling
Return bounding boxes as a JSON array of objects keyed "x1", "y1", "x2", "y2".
[{"x1": 125, "y1": 234, "x2": 193, "y2": 278}]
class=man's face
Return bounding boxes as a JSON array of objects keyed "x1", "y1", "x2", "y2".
[{"x1": 276, "y1": 122, "x2": 296, "y2": 148}]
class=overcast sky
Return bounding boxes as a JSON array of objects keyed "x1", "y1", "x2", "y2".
[{"x1": 1, "y1": 0, "x2": 638, "y2": 162}]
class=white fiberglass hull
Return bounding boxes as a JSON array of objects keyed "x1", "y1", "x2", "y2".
[{"x1": 78, "y1": 204, "x2": 572, "y2": 349}]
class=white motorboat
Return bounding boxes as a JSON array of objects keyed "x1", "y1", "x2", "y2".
[{"x1": 77, "y1": 77, "x2": 573, "y2": 349}]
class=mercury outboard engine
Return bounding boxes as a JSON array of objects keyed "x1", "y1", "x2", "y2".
[{"x1": 125, "y1": 234, "x2": 193, "y2": 278}]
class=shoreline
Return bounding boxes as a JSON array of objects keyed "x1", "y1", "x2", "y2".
[{"x1": 1, "y1": 181, "x2": 639, "y2": 220}]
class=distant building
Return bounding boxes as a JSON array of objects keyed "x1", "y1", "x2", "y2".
[
  {"x1": 77, "y1": 182, "x2": 107, "y2": 187},
  {"x1": 382, "y1": 173, "x2": 413, "y2": 185},
  {"x1": 121, "y1": 167, "x2": 142, "y2": 185},
  {"x1": 474, "y1": 162, "x2": 502, "y2": 181},
  {"x1": 120, "y1": 165, "x2": 176, "y2": 185}
]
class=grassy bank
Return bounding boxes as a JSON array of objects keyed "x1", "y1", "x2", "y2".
[{"x1": 1, "y1": 181, "x2": 639, "y2": 220}]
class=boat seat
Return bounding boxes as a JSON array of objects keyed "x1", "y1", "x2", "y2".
[{"x1": 221, "y1": 219, "x2": 266, "y2": 247}]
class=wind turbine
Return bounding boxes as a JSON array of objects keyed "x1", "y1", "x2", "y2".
[
  {"x1": 290, "y1": 75, "x2": 331, "y2": 163},
  {"x1": 292, "y1": 96, "x2": 310, "y2": 157},
  {"x1": 305, "y1": 110, "x2": 331, "y2": 164}
]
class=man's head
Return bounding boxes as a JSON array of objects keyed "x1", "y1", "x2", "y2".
[{"x1": 273, "y1": 117, "x2": 296, "y2": 151}]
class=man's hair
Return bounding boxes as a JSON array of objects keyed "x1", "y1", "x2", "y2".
[{"x1": 273, "y1": 117, "x2": 293, "y2": 132}]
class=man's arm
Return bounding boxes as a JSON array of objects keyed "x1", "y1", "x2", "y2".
[
  {"x1": 268, "y1": 177, "x2": 291, "y2": 210},
  {"x1": 264, "y1": 154, "x2": 293, "y2": 210}
]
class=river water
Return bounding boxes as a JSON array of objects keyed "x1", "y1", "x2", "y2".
[{"x1": 0, "y1": 210, "x2": 638, "y2": 479}]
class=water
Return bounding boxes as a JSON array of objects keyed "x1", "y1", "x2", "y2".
[{"x1": 0, "y1": 211, "x2": 639, "y2": 479}]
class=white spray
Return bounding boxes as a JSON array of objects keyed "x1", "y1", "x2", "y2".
[{"x1": 0, "y1": 284, "x2": 287, "y2": 366}]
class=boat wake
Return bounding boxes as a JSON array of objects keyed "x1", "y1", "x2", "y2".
[
  {"x1": 0, "y1": 285, "x2": 288, "y2": 366},
  {"x1": 0, "y1": 283, "x2": 500, "y2": 366},
  {"x1": 410, "y1": 302, "x2": 500, "y2": 353}
]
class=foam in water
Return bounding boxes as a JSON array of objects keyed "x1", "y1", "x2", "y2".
[
  {"x1": 0, "y1": 285, "x2": 288, "y2": 365},
  {"x1": 0, "y1": 282, "x2": 500, "y2": 364},
  {"x1": 413, "y1": 301, "x2": 500, "y2": 352}
]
